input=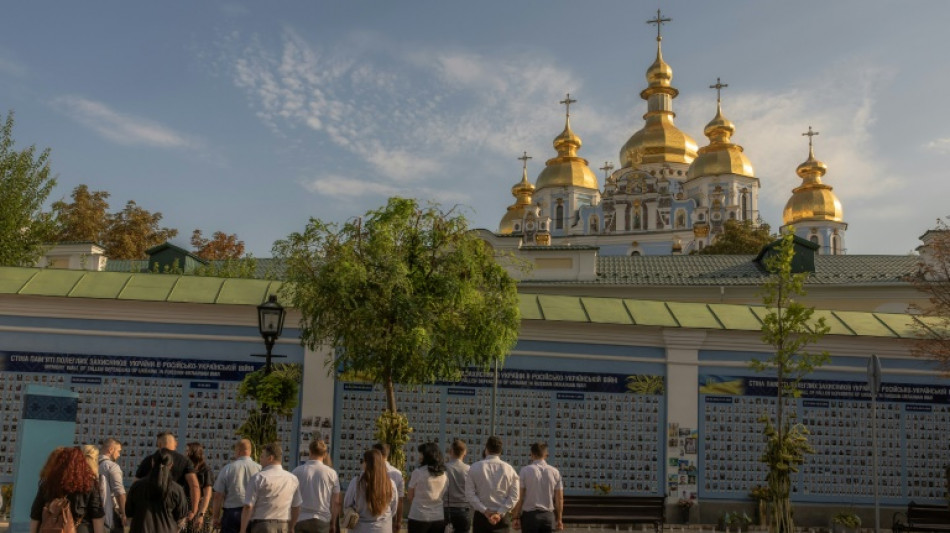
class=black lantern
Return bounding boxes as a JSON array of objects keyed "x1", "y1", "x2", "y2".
[{"x1": 256, "y1": 294, "x2": 286, "y2": 374}]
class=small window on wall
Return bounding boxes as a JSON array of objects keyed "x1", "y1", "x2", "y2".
[
  {"x1": 675, "y1": 209, "x2": 686, "y2": 229},
  {"x1": 555, "y1": 204, "x2": 564, "y2": 230},
  {"x1": 590, "y1": 216, "x2": 599, "y2": 233},
  {"x1": 513, "y1": 223, "x2": 520, "y2": 232},
  {"x1": 729, "y1": 211, "x2": 736, "y2": 220},
  {"x1": 831, "y1": 234, "x2": 839, "y2": 254}
]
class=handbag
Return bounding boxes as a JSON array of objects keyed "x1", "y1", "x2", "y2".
[{"x1": 343, "y1": 507, "x2": 360, "y2": 530}]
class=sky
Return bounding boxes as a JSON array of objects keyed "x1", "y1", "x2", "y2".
[{"x1": 2, "y1": 1, "x2": 949, "y2": 256}]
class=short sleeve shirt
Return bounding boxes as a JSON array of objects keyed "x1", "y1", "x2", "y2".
[{"x1": 407, "y1": 468, "x2": 447, "y2": 522}]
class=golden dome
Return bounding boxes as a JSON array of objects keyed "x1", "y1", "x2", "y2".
[
  {"x1": 620, "y1": 38, "x2": 697, "y2": 168},
  {"x1": 782, "y1": 141, "x2": 843, "y2": 225},
  {"x1": 536, "y1": 115, "x2": 599, "y2": 190},
  {"x1": 687, "y1": 102, "x2": 755, "y2": 179},
  {"x1": 499, "y1": 155, "x2": 537, "y2": 235}
]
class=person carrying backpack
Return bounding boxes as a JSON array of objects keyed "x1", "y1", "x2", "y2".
[{"x1": 30, "y1": 447, "x2": 106, "y2": 533}]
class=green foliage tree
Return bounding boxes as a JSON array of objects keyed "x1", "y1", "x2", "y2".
[
  {"x1": 236, "y1": 363, "x2": 301, "y2": 461},
  {"x1": 697, "y1": 220, "x2": 774, "y2": 255},
  {"x1": 101, "y1": 200, "x2": 178, "y2": 259},
  {"x1": 749, "y1": 230, "x2": 830, "y2": 533},
  {"x1": 274, "y1": 197, "x2": 520, "y2": 470},
  {"x1": 52, "y1": 184, "x2": 111, "y2": 243},
  {"x1": 0, "y1": 111, "x2": 57, "y2": 266},
  {"x1": 191, "y1": 229, "x2": 245, "y2": 260}
]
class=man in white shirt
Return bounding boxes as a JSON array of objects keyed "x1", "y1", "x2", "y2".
[
  {"x1": 511, "y1": 443, "x2": 563, "y2": 533},
  {"x1": 464, "y1": 436, "x2": 520, "y2": 533},
  {"x1": 443, "y1": 439, "x2": 472, "y2": 533},
  {"x1": 241, "y1": 442, "x2": 303, "y2": 533},
  {"x1": 214, "y1": 439, "x2": 263, "y2": 533},
  {"x1": 292, "y1": 440, "x2": 341, "y2": 533},
  {"x1": 98, "y1": 438, "x2": 126, "y2": 533},
  {"x1": 372, "y1": 443, "x2": 405, "y2": 533}
]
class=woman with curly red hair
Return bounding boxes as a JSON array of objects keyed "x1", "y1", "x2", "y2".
[{"x1": 30, "y1": 447, "x2": 105, "y2": 533}]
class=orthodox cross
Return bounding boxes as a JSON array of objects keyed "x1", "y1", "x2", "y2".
[
  {"x1": 599, "y1": 161, "x2": 614, "y2": 179},
  {"x1": 560, "y1": 93, "x2": 577, "y2": 118},
  {"x1": 803, "y1": 126, "x2": 819, "y2": 149},
  {"x1": 518, "y1": 151, "x2": 532, "y2": 170},
  {"x1": 709, "y1": 77, "x2": 728, "y2": 104},
  {"x1": 647, "y1": 9, "x2": 671, "y2": 41}
]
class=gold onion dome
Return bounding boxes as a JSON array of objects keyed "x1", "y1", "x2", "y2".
[
  {"x1": 782, "y1": 131, "x2": 843, "y2": 225},
  {"x1": 687, "y1": 100, "x2": 755, "y2": 179},
  {"x1": 620, "y1": 37, "x2": 697, "y2": 168},
  {"x1": 499, "y1": 155, "x2": 537, "y2": 234},
  {"x1": 535, "y1": 99, "x2": 599, "y2": 191}
]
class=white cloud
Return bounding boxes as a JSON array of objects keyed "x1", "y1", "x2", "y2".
[
  {"x1": 925, "y1": 138, "x2": 950, "y2": 154},
  {"x1": 53, "y1": 95, "x2": 195, "y2": 149},
  {"x1": 302, "y1": 174, "x2": 467, "y2": 204},
  {"x1": 0, "y1": 48, "x2": 27, "y2": 78}
]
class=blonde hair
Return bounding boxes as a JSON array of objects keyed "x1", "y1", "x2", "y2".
[{"x1": 82, "y1": 444, "x2": 99, "y2": 478}]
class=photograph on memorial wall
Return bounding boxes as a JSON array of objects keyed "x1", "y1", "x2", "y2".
[
  {"x1": 0, "y1": 350, "x2": 302, "y2": 481},
  {"x1": 335, "y1": 366, "x2": 665, "y2": 495},
  {"x1": 699, "y1": 373, "x2": 950, "y2": 503}
]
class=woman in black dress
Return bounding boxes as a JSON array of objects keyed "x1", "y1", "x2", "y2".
[
  {"x1": 30, "y1": 447, "x2": 105, "y2": 533},
  {"x1": 126, "y1": 449, "x2": 189, "y2": 533},
  {"x1": 186, "y1": 442, "x2": 213, "y2": 533}
]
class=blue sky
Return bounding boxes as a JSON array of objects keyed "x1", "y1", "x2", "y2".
[{"x1": 2, "y1": 1, "x2": 949, "y2": 255}]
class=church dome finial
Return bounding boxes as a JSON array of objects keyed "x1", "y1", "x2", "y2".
[
  {"x1": 536, "y1": 94, "x2": 599, "y2": 190},
  {"x1": 687, "y1": 77, "x2": 755, "y2": 179},
  {"x1": 498, "y1": 151, "x2": 537, "y2": 234},
  {"x1": 783, "y1": 127, "x2": 843, "y2": 225}
]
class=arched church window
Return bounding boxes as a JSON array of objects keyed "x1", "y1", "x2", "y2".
[
  {"x1": 590, "y1": 216, "x2": 599, "y2": 233},
  {"x1": 831, "y1": 235, "x2": 839, "y2": 254},
  {"x1": 729, "y1": 211, "x2": 736, "y2": 220},
  {"x1": 675, "y1": 210, "x2": 686, "y2": 229},
  {"x1": 741, "y1": 192, "x2": 749, "y2": 221},
  {"x1": 624, "y1": 206, "x2": 632, "y2": 231},
  {"x1": 555, "y1": 204, "x2": 564, "y2": 230},
  {"x1": 514, "y1": 223, "x2": 520, "y2": 232}
]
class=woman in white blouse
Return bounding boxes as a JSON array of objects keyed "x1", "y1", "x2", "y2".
[
  {"x1": 406, "y1": 443, "x2": 447, "y2": 533},
  {"x1": 344, "y1": 450, "x2": 398, "y2": 533}
]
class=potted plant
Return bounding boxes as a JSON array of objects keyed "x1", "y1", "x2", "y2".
[
  {"x1": 719, "y1": 512, "x2": 753, "y2": 532},
  {"x1": 677, "y1": 499, "x2": 694, "y2": 524},
  {"x1": 832, "y1": 511, "x2": 861, "y2": 533}
]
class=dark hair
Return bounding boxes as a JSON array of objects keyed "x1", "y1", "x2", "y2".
[
  {"x1": 187, "y1": 442, "x2": 208, "y2": 473},
  {"x1": 360, "y1": 450, "x2": 393, "y2": 517},
  {"x1": 485, "y1": 436, "x2": 503, "y2": 455},
  {"x1": 43, "y1": 447, "x2": 94, "y2": 498},
  {"x1": 418, "y1": 442, "x2": 445, "y2": 475},
  {"x1": 309, "y1": 440, "x2": 328, "y2": 457},
  {"x1": 530, "y1": 442, "x2": 548, "y2": 459},
  {"x1": 100, "y1": 438, "x2": 122, "y2": 449},
  {"x1": 262, "y1": 442, "x2": 282, "y2": 462},
  {"x1": 450, "y1": 439, "x2": 466, "y2": 458},
  {"x1": 372, "y1": 442, "x2": 390, "y2": 459},
  {"x1": 143, "y1": 449, "x2": 177, "y2": 505}
]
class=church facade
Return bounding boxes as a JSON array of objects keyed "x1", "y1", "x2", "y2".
[{"x1": 496, "y1": 14, "x2": 847, "y2": 257}]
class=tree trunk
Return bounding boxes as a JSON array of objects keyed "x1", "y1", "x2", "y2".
[{"x1": 385, "y1": 373, "x2": 398, "y2": 414}]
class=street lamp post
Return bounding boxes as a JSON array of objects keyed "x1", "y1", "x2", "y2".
[{"x1": 256, "y1": 294, "x2": 286, "y2": 375}]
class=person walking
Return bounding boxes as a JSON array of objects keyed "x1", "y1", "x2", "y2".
[
  {"x1": 240, "y1": 443, "x2": 302, "y2": 533},
  {"x1": 343, "y1": 450, "x2": 398, "y2": 533},
  {"x1": 511, "y1": 444, "x2": 563, "y2": 533},
  {"x1": 30, "y1": 447, "x2": 105, "y2": 533},
  {"x1": 443, "y1": 439, "x2": 471, "y2": 533},
  {"x1": 212, "y1": 439, "x2": 262, "y2": 533},
  {"x1": 291, "y1": 440, "x2": 340, "y2": 533},
  {"x1": 371, "y1": 444, "x2": 404, "y2": 533},
  {"x1": 135, "y1": 432, "x2": 201, "y2": 525},
  {"x1": 98, "y1": 438, "x2": 127, "y2": 533},
  {"x1": 126, "y1": 449, "x2": 190, "y2": 533},
  {"x1": 186, "y1": 442, "x2": 214, "y2": 533},
  {"x1": 464, "y1": 436, "x2": 519, "y2": 533},
  {"x1": 406, "y1": 443, "x2": 446, "y2": 533}
]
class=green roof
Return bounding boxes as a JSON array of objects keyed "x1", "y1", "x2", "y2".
[{"x1": 0, "y1": 267, "x2": 925, "y2": 338}]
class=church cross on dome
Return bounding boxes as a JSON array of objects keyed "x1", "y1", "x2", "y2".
[
  {"x1": 518, "y1": 151, "x2": 532, "y2": 170},
  {"x1": 803, "y1": 126, "x2": 819, "y2": 149},
  {"x1": 709, "y1": 77, "x2": 728, "y2": 104},
  {"x1": 559, "y1": 93, "x2": 577, "y2": 118},
  {"x1": 599, "y1": 161, "x2": 614, "y2": 179},
  {"x1": 647, "y1": 9, "x2": 671, "y2": 41}
]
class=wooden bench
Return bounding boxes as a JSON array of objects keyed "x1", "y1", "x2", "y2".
[
  {"x1": 893, "y1": 502, "x2": 950, "y2": 533},
  {"x1": 562, "y1": 495, "x2": 665, "y2": 533}
]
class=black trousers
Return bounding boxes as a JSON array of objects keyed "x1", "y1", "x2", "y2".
[
  {"x1": 472, "y1": 512, "x2": 510, "y2": 533},
  {"x1": 520, "y1": 511, "x2": 555, "y2": 533},
  {"x1": 407, "y1": 519, "x2": 444, "y2": 533},
  {"x1": 444, "y1": 507, "x2": 473, "y2": 533}
]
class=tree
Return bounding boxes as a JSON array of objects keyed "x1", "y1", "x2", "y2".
[
  {"x1": 236, "y1": 362, "x2": 302, "y2": 461},
  {"x1": 911, "y1": 218, "x2": 950, "y2": 369},
  {"x1": 52, "y1": 184, "x2": 111, "y2": 242},
  {"x1": 191, "y1": 229, "x2": 245, "y2": 260},
  {"x1": 749, "y1": 230, "x2": 830, "y2": 533},
  {"x1": 274, "y1": 197, "x2": 521, "y2": 469},
  {"x1": 101, "y1": 200, "x2": 178, "y2": 259},
  {"x1": 698, "y1": 219, "x2": 774, "y2": 255},
  {"x1": 0, "y1": 111, "x2": 57, "y2": 266}
]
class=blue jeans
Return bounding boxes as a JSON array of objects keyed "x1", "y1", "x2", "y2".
[
  {"x1": 445, "y1": 507, "x2": 472, "y2": 533},
  {"x1": 221, "y1": 507, "x2": 244, "y2": 533}
]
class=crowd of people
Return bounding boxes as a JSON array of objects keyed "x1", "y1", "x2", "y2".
[{"x1": 28, "y1": 434, "x2": 564, "y2": 533}]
